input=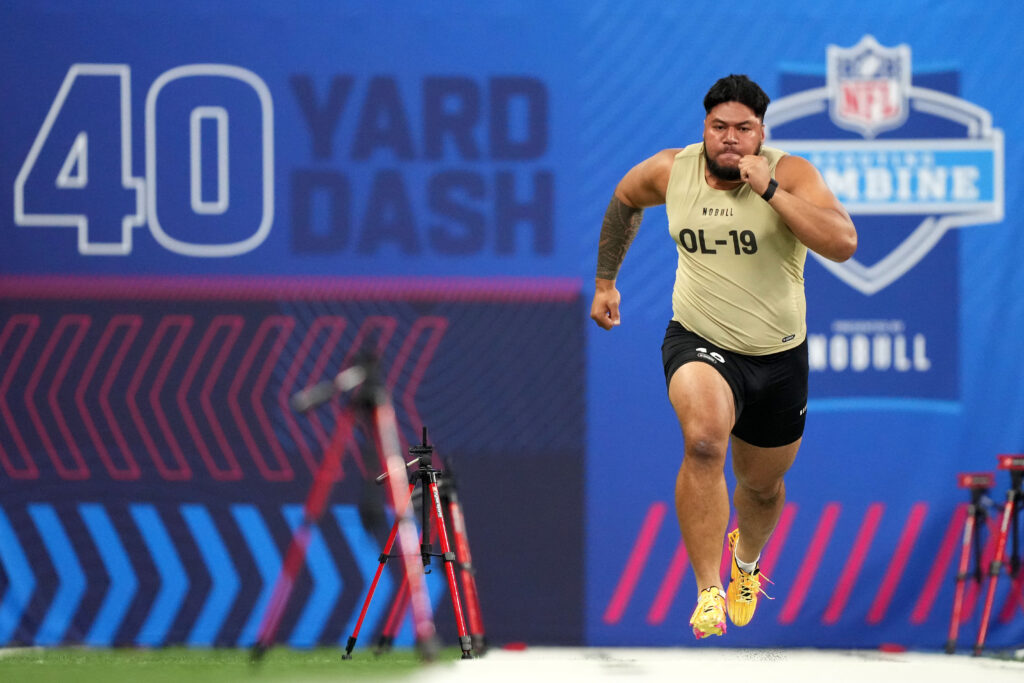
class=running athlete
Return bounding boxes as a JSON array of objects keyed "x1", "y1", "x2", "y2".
[{"x1": 591, "y1": 74, "x2": 856, "y2": 639}]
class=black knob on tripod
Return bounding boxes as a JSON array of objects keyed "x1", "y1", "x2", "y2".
[{"x1": 410, "y1": 426, "x2": 433, "y2": 468}]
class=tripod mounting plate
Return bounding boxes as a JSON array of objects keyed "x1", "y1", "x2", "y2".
[
  {"x1": 957, "y1": 472, "x2": 994, "y2": 490},
  {"x1": 997, "y1": 454, "x2": 1024, "y2": 472}
]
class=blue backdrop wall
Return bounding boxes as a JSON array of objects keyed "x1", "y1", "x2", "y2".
[{"x1": 1, "y1": 0, "x2": 1022, "y2": 652}]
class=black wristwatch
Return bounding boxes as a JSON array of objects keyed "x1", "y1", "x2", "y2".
[{"x1": 760, "y1": 178, "x2": 778, "y2": 201}]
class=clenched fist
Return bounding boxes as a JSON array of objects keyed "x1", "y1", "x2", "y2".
[{"x1": 738, "y1": 155, "x2": 772, "y2": 196}]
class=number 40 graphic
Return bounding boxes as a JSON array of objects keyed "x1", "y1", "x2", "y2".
[{"x1": 13, "y1": 63, "x2": 274, "y2": 257}]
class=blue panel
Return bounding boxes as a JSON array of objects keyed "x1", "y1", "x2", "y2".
[
  {"x1": 0, "y1": 508, "x2": 36, "y2": 643},
  {"x1": 231, "y1": 505, "x2": 281, "y2": 647},
  {"x1": 181, "y1": 505, "x2": 240, "y2": 645},
  {"x1": 27, "y1": 505, "x2": 85, "y2": 645},
  {"x1": 282, "y1": 505, "x2": 341, "y2": 648},
  {"x1": 80, "y1": 504, "x2": 138, "y2": 646},
  {"x1": 130, "y1": 505, "x2": 188, "y2": 646},
  {"x1": 332, "y1": 504, "x2": 394, "y2": 646}
]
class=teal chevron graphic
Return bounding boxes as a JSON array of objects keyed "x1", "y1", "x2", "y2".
[
  {"x1": 0, "y1": 500, "x2": 460, "y2": 647},
  {"x1": 28, "y1": 504, "x2": 86, "y2": 645},
  {"x1": 182, "y1": 505, "x2": 240, "y2": 645},
  {"x1": 333, "y1": 504, "x2": 394, "y2": 644},
  {"x1": 0, "y1": 508, "x2": 35, "y2": 643},
  {"x1": 283, "y1": 505, "x2": 342, "y2": 647},
  {"x1": 231, "y1": 505, "x2": 281, "y2": 647},
  {"x1": 131, "y1": 505, "x2": 188, "y2": 646},
  {"x1": 80, "y1": 504, "x2": 137, "y2": 646}
]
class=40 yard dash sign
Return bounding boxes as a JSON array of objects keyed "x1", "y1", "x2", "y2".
[{"x1": 13, "y1": 64, "x2": 274, "y2": 257}]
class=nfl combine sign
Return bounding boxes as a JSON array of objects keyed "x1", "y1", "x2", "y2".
[{"x1": 767, "y1": 35, "x2": 1003, "y2": 404}]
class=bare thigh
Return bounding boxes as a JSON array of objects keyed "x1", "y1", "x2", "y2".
[
  {"x1": 668, "y1": 361, "x2": 735, "y2": 449},
  {"x1": 730, "y1": 433, "x2": 800, "y2": 493}
]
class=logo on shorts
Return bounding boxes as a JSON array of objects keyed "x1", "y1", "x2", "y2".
[{"x1": 695, "y1": 347, "x2": 725, "y2": 364}]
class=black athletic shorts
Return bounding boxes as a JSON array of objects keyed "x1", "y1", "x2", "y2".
[{"x1": 661, "y1": 320, "x2": 808, "y2": 448}]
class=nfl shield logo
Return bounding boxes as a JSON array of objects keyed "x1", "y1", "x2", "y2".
[
  {"x1": 765, "y1": 33, "x2": 1003, "y2": 402},
  {"x1": 827, "y1": 35, "x2": 910, "y2": 138},
  {"x1": 769, "y1": 39, "x2": 1003, "y2": 295}
]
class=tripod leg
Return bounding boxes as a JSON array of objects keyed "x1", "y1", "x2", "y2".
[
  {"x1": 996, "y1": 565, "x2": 1024, "y2": 623},
  {"x1": 343, "y1": 482, "x2": 415, "y2": 660},
  {"x1": 428, "y1": 479, "x2": 473, "y2": 658},
  {"x1": 251, "y1": 523, "x2": 312, "y2": 661},
  {"x1": 946, "y1": 505, "x2": 976, "y2": 654},
  {"x1": 251, "y1": 407, "x2": 350, "y2": 661},
  {"x1": 375, "y1": 518, "x2": 433, "y2": 654},
  {"x1": 973, "y1": 492, "x2": 1016, "y2": 656},
  {"x1": 996, "y1": 497, "x2": 1024, "y2": 622},
  {"x1": 447, "y1": 494, "x2": 486, "y2": 653},
  {"x1": 371, "y1": 400, "x2": 439, "y2": 660}
]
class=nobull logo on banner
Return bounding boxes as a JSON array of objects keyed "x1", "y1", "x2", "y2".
[{"x1": 767, "y1": 35, "x2": 1004, "y2": 401}]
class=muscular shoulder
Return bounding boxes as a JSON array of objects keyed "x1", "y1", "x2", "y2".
[
  {"x1": 774, "y1": 151, "x2": 850, "y2": 219},
  {"x1": 774, "y1": 153, "x2": 816, "y2": 184},
  {"x1": 651, "y1": 148, "x2": 684, "y2": 175},
  {"x1": 644, "y1": 147, "x2": 693, "y2": 193},
  {"x1": 616, "y1": 147, "x2": 685, "y2": 208}
]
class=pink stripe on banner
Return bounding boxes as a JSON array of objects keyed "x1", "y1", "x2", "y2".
[
  {"x1": 778, "y1": 502, "x2": 841, "y2": 624},
  {"x1": 997, "y1": 568, "x2": 1024, "y2": 623},
  {"x1": 0, "y1": 315, "x2": 41, "y2": 479},
  {"x1": 911, "y1": 503, "x2": 967, "y2": 624},
  {"x1": 26, "y1": 315, "x2": 91, "y2": 479},
  {"x1": 47, "y1": 315, "x2": 92, "y2": 479},
  {"x1": 603, "y1": 502, "x2": 667, "y2": 625},
  {"x1": 647, "y1": 540, "x2": 688, "y2": 625},
  {"x1": 719, "y1": 513, "x2": 739, "y2": 579},
  {"x1": 760, "y1": 502, "x2": 798, "y2": 577},
  {"x1": 0, "y1": 275, "x2": 582, "y2": 302},
  {"x1": 97, "y1": 316, "x2": 143, "y2": 480},
  {"x1": 824, "y1": 503, "x2": 885, "y2": 624},
  {"x1": 867, "y1": 502, "x2": 928, "y2": 624}
]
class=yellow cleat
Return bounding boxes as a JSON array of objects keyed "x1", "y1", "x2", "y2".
[
  {"x1": 725, "y1": 529, "x2": 773, "y2": 627},
  {"x1": 689, "y1": 586, "x2": 727, "y2": 639}
]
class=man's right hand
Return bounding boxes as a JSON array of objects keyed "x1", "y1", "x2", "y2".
[{"x1": 590, "y1": 279, "x2": 621, "y2": 330}]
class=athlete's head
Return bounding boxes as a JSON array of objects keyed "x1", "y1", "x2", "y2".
[
  {"x1": 702, "y1": 75, "x2": 769, "y2": 181},
  {"x1": 703, "y1": 74, "x2": 770, "y2": 120}
]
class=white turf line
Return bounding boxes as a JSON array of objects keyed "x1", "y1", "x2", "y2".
[{"x1": 411, "y1": 647, "x2": 1024, "y2": 683}]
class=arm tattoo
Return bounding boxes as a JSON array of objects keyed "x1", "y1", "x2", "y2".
[{"x1": 596, "y1": 195, "x2": 644, "y2": 280}]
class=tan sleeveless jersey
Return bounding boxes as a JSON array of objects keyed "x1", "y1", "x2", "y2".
[{"x1": 665, "y1": 143, "x2": 807, "y2": 355}]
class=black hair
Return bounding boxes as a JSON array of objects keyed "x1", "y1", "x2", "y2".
[{"x1": 703, "y1": 74, "x2": 770, "y2": 120}]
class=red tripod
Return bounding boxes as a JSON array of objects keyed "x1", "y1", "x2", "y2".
[
  {"x1": 945, "y1": 471, "x2": 994, "y2": 654},
  {"x1": 342, "y1": 428, "x2": 477, "y2": 660},
  {"x1": 250, "y1": 356, "x2": 440, "y2": 661},
  {"x1": 362, "y1": 451, "x2": 487, "y2": 657},
  {"x1": 438, "y1": 457, "x2": 487, "y2": 654},
  {"x1": 973, "y1": 454, "x2": 1024, "y2": 656}
]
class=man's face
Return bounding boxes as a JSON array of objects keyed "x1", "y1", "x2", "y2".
[{"x1": 702, "y1": 101, "x2": 765, "y2": 181}]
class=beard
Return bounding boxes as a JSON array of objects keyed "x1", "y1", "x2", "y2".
[{"x1": 704, "y1": 144, "x2": 762, "y2": 182}]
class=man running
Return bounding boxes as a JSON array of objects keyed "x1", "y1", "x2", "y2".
[{"x1": 591, "y1": 74, "x2": 856, "y2": 639}]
